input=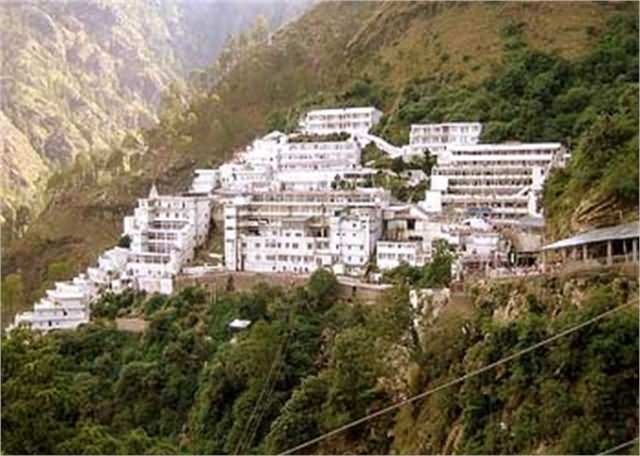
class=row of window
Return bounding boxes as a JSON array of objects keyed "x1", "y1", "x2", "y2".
[
  {"x1": 378, "y1": 253, "x2": 416, "y2": 261},
  {"x1": 451, "y1": 150, "x2": 556, "y2": 156},
  {"x1": 447, "y1": 160, "x2": 551, "y2": 167}
]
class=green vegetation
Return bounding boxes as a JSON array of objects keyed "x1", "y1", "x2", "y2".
[
  {"x1": 3, "y1": 272, "x2": 637, "y2": 454},
  {"x1": 288, "y1": 132, "x2": 351, "y2": 143},
  {"x1": 373, "y1": 15, "x2": 638, "y2": 237},
  {"x1": 117, "y1": 235, "x2": 132, "y2": 249},
  {"x1": 383, "y1": 240, "x2": 455, "y2": 288}
]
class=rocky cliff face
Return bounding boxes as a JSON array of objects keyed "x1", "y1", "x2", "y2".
[{"x1": 0, "y1": 0, "x2": 309, "y2": 228}]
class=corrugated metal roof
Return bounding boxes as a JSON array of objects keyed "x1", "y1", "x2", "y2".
[
  {"x1": 541, "y1": 221, "x2": 639, "y2": 251},
  {"x1": 518, "y1": 215, "x2": 545, "y2": 229}
]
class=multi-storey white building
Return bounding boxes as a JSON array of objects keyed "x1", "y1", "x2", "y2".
[
  {"x1": 189, "y1": 169, "x2": 220, "y2": 195},
  {"x1": 279, "y1": 139, "x2": 361, "y2": 170},
  {"x1": 219, "y1": 163, "x2": 273, "y2": 192},
  {"x1": 408, "y1": 122, "x2": 482, "y2": 156},
  {"x1": 11, "y1": 275, "x2": 95, "y2": 331},
  {"x1": 422, "y1": 142, "x2": 569, "y2": 225},
  {"x1": 330, "y1": 209, "x2": 382, "y2": 276},
  {"x1": 243, "y1": 132, "x2": 362, "y2": 172},
  {"x1": 86, "y1": 247, "x2": 130, "y2": 288},
  {"x1": 123, "y1": 185, "x2": 212, "y2": 293},
  {"x1": 376, "y1": 241, "x2": 430, "y2": 270},
  {"x1": 274, "y1": 169, "x2": 375, "y2": 192},
  {"x1": 300, "y1": 107, "x2": 382, "y2": 135},
  {"x1": 223, "y1": 189, "x2": 389, "y2": 276}
]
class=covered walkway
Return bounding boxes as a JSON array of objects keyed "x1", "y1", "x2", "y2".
[{"x1": 541, "y1": 221, "x2": 639, "y2": 267}]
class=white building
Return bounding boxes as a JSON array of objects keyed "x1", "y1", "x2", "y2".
[
  {"x1": 86, "y1": 247, "x2": 130, "y2": 289},
  {"x1": 300, "y1": 107, "x2": 382, "y2": 135},
  {"x1": 11, "y1": 275, "x2": 95, "y2": 331},
  {"x1": 274, "y1": 168, "x2": 375, "y2": 192},
  {"x1": 422, "y1": 142, "x2": 569, "y2": 225},
  {"x1": 243, "y1": 132, "x2": 362, "y2": 173},
  {"x1": 279, "y1": 139, "x2": 361, "y2": 170},
  {"x1": 408, "y1": 122, "x2": 482, "y2": 157},
  {"x1": 189, "y1": 169, "x2": 220, "y2": 195},
  {"x1": 219, "y1": 163, "x2": 273, "y2": 192},
  {"x1": 329, "y1": 208, "x2": 382, "y2": 276},
  {"x1": 122, "y1": 185, "x2": 212, "y2": 293},
  {"x1": 376, "y1": 240, "x2": 429, "y2": 270},
  {"x1": 223, "y1": 189, "x2": 389, "y2": 277}
]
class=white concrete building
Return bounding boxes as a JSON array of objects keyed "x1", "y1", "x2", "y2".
[
  {"x1": 300, "y1": 107, "x2": 382, "y2": 135},
  {"x1": 122, "y1": 185, "x2": 212, "y2": 293},
  {"x1": 330, "y1": 208, "x2": 382, "y2": 276},
  {"x1": 11, "y1": 276, "x2": 95, "y2": 331},
  {"x1": 377, "y1": 241, "x2": 429, "y2": 270},
  {"x1": 409, "y1": 122, "x2": 482, "y2": 156},
  {"x1": 422, "y1": 142, "x2": 569, "y2": 225},
  {"x1": 189, "y1": 169, "x2": 220, "y2": 195},
  {"x1": 86, "y1": 247, "x2": 130, "y2": 290},
  {"x1": 219, "y1": 163, "x2": 273, "y2": 192},
  {"x1": 223, "y1": 189, "x2": 389, "y2": 277},
  {"x1": 274, "y1": 168, "x2": 375, "y2": 192},
  {"x1": 243, "y1": 132, "x2": 362, "y2": 173},
  {"x1": 279, "y1": 139, "x2": 361, "y2": 170}
]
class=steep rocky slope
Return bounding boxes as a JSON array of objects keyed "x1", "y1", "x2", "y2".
[
  {"x1": 0, "y1": 0, "x2": 309, "y2": 230},
  {"x1": 3, "y1": 1, "x2": 637, "y2": 322}
]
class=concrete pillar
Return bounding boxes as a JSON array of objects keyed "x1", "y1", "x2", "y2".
[
  {"x1": 633, "y1": 239, "x2": 638, "y2": 263},
  {"x1": 582, "y1": 244, "x2": 588, "y2": 261},
  {"x1": 606, "y1": 240, "x2": 613, "y2": 266},
  {"x1": 561, "y1": 249, "x2": 567, "y2": 262}
]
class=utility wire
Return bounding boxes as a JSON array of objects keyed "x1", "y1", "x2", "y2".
[
  {"x1": 241, "y1": 330, "x2": 293, "y2": 454},
  {"x1": 599, "y1": 437, "x2": 639, "y2": 455},
  {"x1": 281, "y1": 302, "x2": 634, "y2": 455},
  {"x1": 235, "y1": 306, "x2": 296, "y2": 455},
  {"x1": 233, "y1": 330, "x2": 290, "y2": 455}
]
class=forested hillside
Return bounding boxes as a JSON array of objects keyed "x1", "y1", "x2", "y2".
[
  {"x1": 3, "y1": 271, "x2": 637, "y2": 454},
  {"x1": 0, "y1": 0, "x2": 308, "y2": 239},
  {"x1": 3, "y1": 2, "x2": 638, "y2": 345}
]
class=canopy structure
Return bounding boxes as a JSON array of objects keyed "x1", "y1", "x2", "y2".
[{"x1": 541, "y1": 221, "x2": 639, "y2": 251}]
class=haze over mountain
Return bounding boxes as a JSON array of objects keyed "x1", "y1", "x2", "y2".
[{"x1": 0, "y1": 0, "x2": 309, "y2": 231}]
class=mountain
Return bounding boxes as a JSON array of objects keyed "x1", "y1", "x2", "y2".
[
  {"x1": 1, "y1": 2, "x2": 638, "y2": 454},
  {"x1": 0, "y1": 0, "x2": 310, "y2": 236},
  {"x1": 3, "y1": 1, "x2": 638, "y2": 334}
]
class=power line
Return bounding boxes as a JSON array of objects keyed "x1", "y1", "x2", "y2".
[
  {"x1": 241, "y1": 331, "x2": 292, "y2": 454},
  {"x1": 233, "y1": 329, "x2": 290, "y2": 455},
  {"x1": 235, "y1": 306, "x2": 296, "y2": 455},
  {"x1": 281, "y1": 302, "x2": 634, "y2": 455},
  {"x1": 599, "y1": 437, "x2": 639, "y2": 455}
]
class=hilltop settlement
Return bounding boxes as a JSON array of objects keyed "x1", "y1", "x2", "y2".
[{"x1": 11, "y1": 106, "x2": 639, "y2": 331}]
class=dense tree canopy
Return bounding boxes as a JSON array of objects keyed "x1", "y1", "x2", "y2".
[{"x1": 3, "y1": 271, "x2": 637, "y2": 454}]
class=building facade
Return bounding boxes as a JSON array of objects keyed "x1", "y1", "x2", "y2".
[
  {"x1": 223, "y1": 189, "x2": 389, "y2": 276},
  {"x1": 300, "y1": 107, "x2": 382, "y2": 135},
  {"x1": 422, "y1": 142, "x2": 569, "y2": 225},
  {"x1": 409, "y1": 122, "x2": 482, "y2": 156},
  {"x1": 122, "y1": 186, "x2": 212, "y2": 293}
]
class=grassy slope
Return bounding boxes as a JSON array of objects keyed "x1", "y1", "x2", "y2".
[{"x1": 2, "y1": 1, "x2": 634, "y2": 318}]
